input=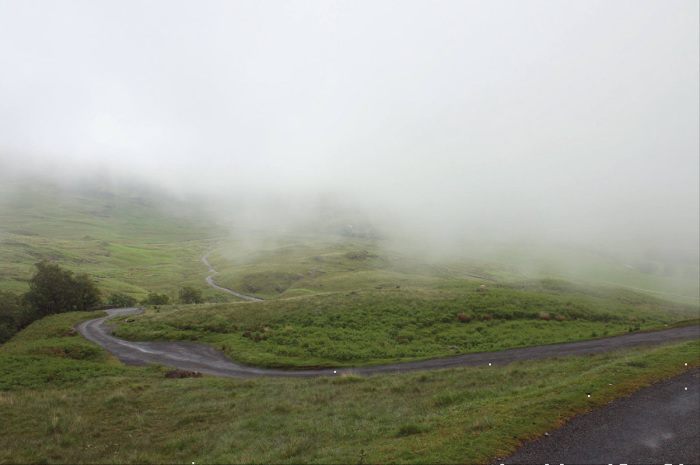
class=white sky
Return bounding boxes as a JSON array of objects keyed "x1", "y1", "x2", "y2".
[{"x1": 1, "y1": 0, "x2": 698, "y2": 245}]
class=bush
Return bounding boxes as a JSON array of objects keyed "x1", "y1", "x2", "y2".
[
  {"x1": 345, "y1": 251, "x2": 370, "y2": 260},
  {"x1": 0, "y1": 291, "x2": 24, "y2": 343},
  {"x1": 142, "y1": 293, "x2": 170, "y2": 306},
  {"x1": 457, "y1": 313, "x2": 472, "y2": 323},
  {"x1": 397, "y1": 423, "x2": 426, "y2": 436},
  {"x1": 23, "y1": 261, "x2": 102, "y2": 316},
  {"x1": 178, "y1": 286, "x2": 204, "y2": 304},
  {"x1": 107, "y1": 292, "x2": 137, "y2": 308}
]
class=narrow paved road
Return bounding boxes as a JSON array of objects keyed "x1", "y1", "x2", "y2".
[
  {"x1": 76, "y1": 308, "x2": 699, "y2": 378},
  {"x1": 202, "y1": 251, "x2": 263, "y2": 302},
  {"x1": 504, "y1": 368, "x2": 700, "y2": 464}
]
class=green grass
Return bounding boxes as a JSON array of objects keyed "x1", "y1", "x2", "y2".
[
  {"x1": 112, "y1": 278, "x2": 698, "y2": 368},
  {"x1": 1, "y1": 310, "x2": 698, "y2": 464},
  {"x1": 205, "y1": 232, "x2": 477, "y2": 300},
  {"x1": 2, "y1": 179, "x2": 699, "y2": 463},
  {"x1": 0, "y1": 180, "x2": 231, "y2": 302},
  {"x1": 0, "y1": 311, "x2": 129, "y2": 390}
]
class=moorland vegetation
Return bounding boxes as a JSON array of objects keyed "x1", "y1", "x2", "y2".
[
  {"x1": 1, "y1": 179, "x2": 698, "y2": 463},
  {"x1": 1, "y1": 309, "x2": 697, "y2": 463}
]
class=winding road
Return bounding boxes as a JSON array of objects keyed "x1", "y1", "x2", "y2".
[
  {"x1": 76, "y1": 307, "x2": 699, "y2": 378},
  {"x1": 76, "y1": 251, "x2": 699, "y2": 377},
  {"x1": 74, "y1": 252, "x2": 699, "y2": 463},
  {"x1": 202, "y1": 251, "x2": 262, "y2": 301},
  {"x1": 75, "y1": 250, "x2": 700, "y2": 378}
]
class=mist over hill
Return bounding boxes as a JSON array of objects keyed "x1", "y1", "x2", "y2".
[{"x1": 0, "y1": 0, "x2": 698, "y2": 291}]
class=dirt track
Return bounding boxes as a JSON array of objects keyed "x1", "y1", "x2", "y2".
[{"x1": 76, "y1": 307, "x2": 699, "y2": 378}]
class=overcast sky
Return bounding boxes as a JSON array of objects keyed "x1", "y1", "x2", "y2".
[{"x1": 1, "y1": 0, "x2": 698, "y2": 246}]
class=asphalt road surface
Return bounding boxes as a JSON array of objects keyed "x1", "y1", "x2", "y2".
[
  {"x1": 503, "y1": 368, "x2": 700, "y2": 464},
  {"x1": 201, "y1": 251, "x2": 262, "y2": 302},
  {"x1": 76, "y1": 307, "x2": 699, "y2": 378}
]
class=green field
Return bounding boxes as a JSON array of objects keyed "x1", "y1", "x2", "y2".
[
  {"x1": 112, "y1": 281, "x2": 697, "y2": 369},
  {"x1": 1, "y1": 180, "x2": 699, "y2": 463},
  {"x1": 1, "y1": 310, "x2": 698, "y2": 464},
  {"x1": 109, "y1": 231, "x2": 696, "y2": 369},
  {"x1": 0, "y1": 180, "x2": 232, "y2": 302}
]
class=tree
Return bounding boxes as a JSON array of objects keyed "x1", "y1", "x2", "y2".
[
  {"x1": 23, "y1": 261, "x2": 79, "y2": 316},
  {"x1": 107, "y1": 292, "x2": 138, "y2": 308},
  {"x1": 22, "y1": 260, "x2": 102, "y2": 316},
  {"x1": 179, "y1": 286, "x2": 204, "y2": 304},
  {"x1": 142, "y1": 292, "x2": 170, "y2": 306},
  {"x1": 0, "y1": 291, "x2": 23, "y2": 343},
  {"x1": 73, "y1": 273, "x2": 102, "y2": 310}
]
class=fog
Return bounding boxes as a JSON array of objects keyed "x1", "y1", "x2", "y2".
[{"x1": 1, "y1": 0, "x2": 698, "y2": 253}]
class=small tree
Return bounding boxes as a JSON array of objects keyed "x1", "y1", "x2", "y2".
[
  {"x1": 0, "y1": 291, "x2": 23, "y2": 343},
  {"x1": 23, "y1": 261, "x2": 78, "y2": 316},
  {"x1": 73, "y1": 273, "x2": 102, "y2": 310},
  {"x1": 179, "y1": 286, "x2": 204, "y2": 304},
  {"x1": 107, "y1": 292, "x2": 138, "y2": 308},
  {"x1": 142, "y1": 292, "x2": 170, "y2": 306},
  {"x1": 22, "y1": 260, "x2": 102, "y2": 315}
]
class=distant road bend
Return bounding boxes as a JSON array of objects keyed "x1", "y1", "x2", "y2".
[
  {"x1": 202, "y1": 250, "x2": 262, "y2": 302},
  {"x1": 76, "y1": 308, "x2": 699, "y2": 378}
]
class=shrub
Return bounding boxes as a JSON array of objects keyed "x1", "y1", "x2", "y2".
[
  {"x1": 397, "y1": 423, "x2": 426, "y2": 436},
  {"x1": 457, "y1": 313, "x2": 472, "y2": 323},
  {"x1": 345, "y1": 251, "x2": 374, "y2": 260},
  {"x1": 107, "y1": 292, "x2": 137, "y2": 308},
  {"x1": 23, "y1": 261, "x2": 102, "y2": 315},
  {"x1": 539, "y1": 312, "x2": 551, "y2": 321},
  {"x1": 178, "y1": 286, "x2": 204, "y2": 304},
  {"x1": 142, "y1": 292, "x2": 170, "y2": 306}
]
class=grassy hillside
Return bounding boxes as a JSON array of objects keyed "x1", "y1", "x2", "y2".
[
  {"x1": 0, "y1": 179, "x2": 228, "y2": 301},
  {"x1": 205, "y1": 230, "x2": 699, "y2": 303},
  {"x1": 456, "y1": 240, "x2": 700, "y2": 302},
  {"x1": 112, "y1": 232, "x2": 695, "y2": 368},
  {"x1": 113, "y1": 280, "x2": 698, "y2": 369},
  {"x1": 1, "y1": 310, "x2": 698, "y2": 464},
  {"x1": 0, "y1": 180, "x2": 698, "y2": 463}
]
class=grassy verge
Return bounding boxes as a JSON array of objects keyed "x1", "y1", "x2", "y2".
[{"x1": 0, "y1": 311, "x2": 698, "y2": 463}]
